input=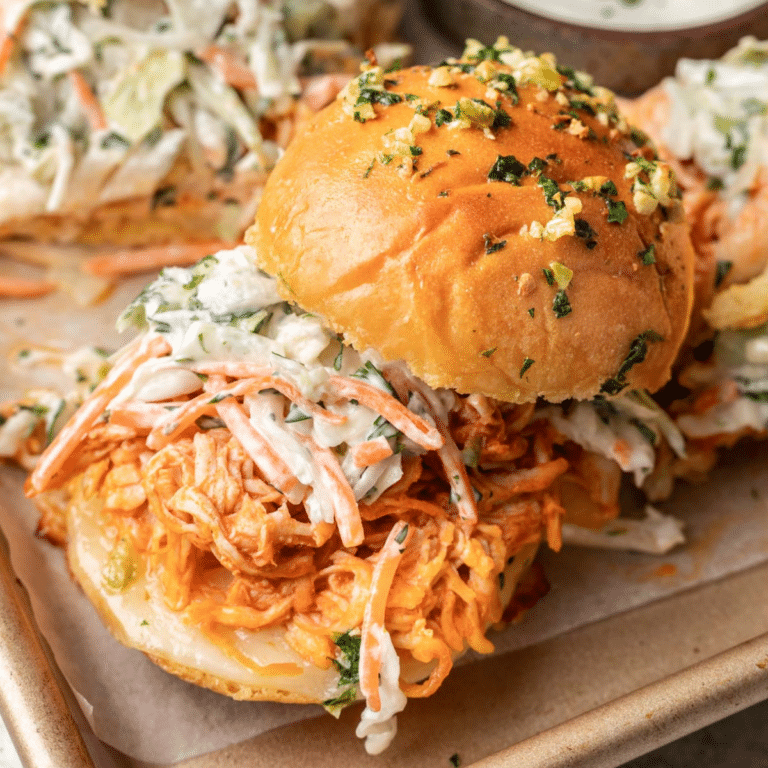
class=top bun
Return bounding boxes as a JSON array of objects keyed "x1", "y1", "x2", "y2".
[{"x1": 249, "y1": 39, "x2": 695, "y2": 402}]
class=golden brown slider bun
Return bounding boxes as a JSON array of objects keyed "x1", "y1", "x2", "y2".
[{"x1": 250, "y1": 57, "x2": 695, "y2": 403}]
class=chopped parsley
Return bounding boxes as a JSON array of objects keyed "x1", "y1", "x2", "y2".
[
  {"x1": 449, "y1": 754, "x2": 462, "y2": 767},
  {"x1": 552, "y1": 290, "x2": 572, "y2": 318},
  {"x1": 599, "y1": 180, "x2": 618, "y2": 196},
  {"x1": 395, "y1": 524, "x2": 409, "y2": 545},
  {"x1": 528, "y1": 307, "x2": 535, "y2": 318},
  {"x1": 488, "y1": 154, "x2": 527, "y2": 184},
  {"x1": 556, "y1": 64, "x2": 594, "y2": 95},
  {"x1": 731, "y1": 143, "x2": 747, "y2": 170},
  {"x1": 435, "y1": 108, "x2": 453, "y2": 126},
  {"x1": 333, "y1": 340, "x2": 344, "y2": 371},
  {"x1": 539, "y1": 175, "x2": 567, "y2": 210},
  {"x1": 356, "y1": 87, "x2": 403, "y2": 108},
  {"x1": 284, "y1": 404, "x2": 310, "y2": 423},
  {"x1": 19, "y1": 403, "x2": 48, "y2": 418},
  {"x1": 481, "y1": 347, "x2": 497, "y2": 357},
  {"x1": 569, "y1": 97, "x2": 596, "y2": 116},
  {"x1": 631, "y1": 418, "x2": 657, "y2": 445},
  {"x1": 542, "y1": 268, "x2": 555, "y2": 286},
  {"x1": 330, "y1": 629, "x2": 361, "y2": 687},
  {"x1": 600, "y1": 330, "x2": 664, "y2": 395},
  {"x1": 483, "y1": 234, "x2": 507, "y2": 254},
  {"x1": 100, "y1": 131, "x2": 130, "y2": 150},
  {"x1": 183, "y1": 273, "x2": 204, "y2": 291},
  {"x1": 638, "y1": 244, "x2": 656, "y2": 265},
  {"x1": 605, "y1": 198, "x2": 628, "y2": 224},
  {"x1": 574, "y1": 218, "x2": 598, "y2": 249},
  {"x1": 491, "y1": 105, "x2": 512, "y2": 129},
  {"x1": 520, "y1": 357, "x2": 535, "y2": 377},
  {"x1": 351, "y1": 360, "x2": 396, "y2": 396},
  {"x1": 494, "y1": 72, "x2": 519, "y2": 104},
  {"x1": 714, "y1": 260, "x2": 733, "y2": 288}
]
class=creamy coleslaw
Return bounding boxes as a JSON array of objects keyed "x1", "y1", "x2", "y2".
[{"x1": 0, "y1": 0, "x2": 401, "y2": 233}]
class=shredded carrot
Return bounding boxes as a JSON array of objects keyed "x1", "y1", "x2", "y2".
[
  {"x1": 0, "y1": 275, "x2": 56, "y2": 299},
  {"x1": 359, "y1": 520, "x2": 410, "y2": 712},
  {"x1": 68, "y1": 70, "x2": 107, "y2": 131},
  {"x1": 0, "y1": 33, "x2": 14, "y2": 76},
  {"x1": 146, "y1": 391, "x2": 220, "y2": 450},
  {"x1": 191, "y1": 363, "x2": 347, "y2": 424},
  {"x1": 25, "y1": 335, "x2": 170, "y2": 495},
  {"x1": 0, "y1": 7, "x2": 25, "y2": 77},
  {"x1": 329, "y1": 375, "x2": 443, "y2": 451},
  {"x1": 82, "y1": 241, "x2": 230, "y2": 277},
  {"x1": 198, "y1": 45, "x2": 258, "y2": 90},
  {"x1": 110, "y1": 401, "x2": 188, "y2": 430},
  {"x1": 350, "y1": 436, "x2": 394, "y2": 468},
  {"x1": 294, "y1": 432, "x2": 364, "y2": 548},
  {"x1": 214, "y1": 397, "x2": 302, "y2": 498}
]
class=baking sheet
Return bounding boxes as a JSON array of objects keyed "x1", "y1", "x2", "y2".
[
  {"x1": 2, "y1": 8, "x2": 768, "y2": 763},
  {"x1": 1, "y1": 266, "x2": 768, "y2": 765}
]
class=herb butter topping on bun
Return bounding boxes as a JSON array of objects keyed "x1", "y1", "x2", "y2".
[
  {"x1": 251, "y1": 38, "x2": 695, "y2": 403},
  {"x1": 24, "y1": 38, "x2": 696, "y2": 757}
]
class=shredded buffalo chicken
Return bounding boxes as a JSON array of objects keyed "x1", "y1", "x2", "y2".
[{"x1": 27, "y1": 335, "x2": 616, "y2": 704}]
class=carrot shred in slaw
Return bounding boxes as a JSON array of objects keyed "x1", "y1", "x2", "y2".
[
  {"x1": 82, "y1": 242, "x2": 231, "y2": 277},
  {"x1": 0, "y1": 275, "x2": 56, "y2": 298}
]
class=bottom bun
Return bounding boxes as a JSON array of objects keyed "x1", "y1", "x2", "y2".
[{"x1": 62, "y1": 473, "x2": 540, "y2": 704}]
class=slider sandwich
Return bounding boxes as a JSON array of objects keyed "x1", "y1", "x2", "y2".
[
  {"x1": 25, "y1": 39, "x2": 695, "y2": 753},
  {"x1": 0, "y1": 0, "x2": 406, "y2": 300}
]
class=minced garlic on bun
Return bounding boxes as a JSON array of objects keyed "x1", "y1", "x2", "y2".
[{"x1": 250, "y1": 40, "x2": 695, "y2": 403}]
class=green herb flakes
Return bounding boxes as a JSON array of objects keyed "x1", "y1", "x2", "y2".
[
  {"x1": 483, "y1": 234, "x2": 507, "y2": 254},
  {"x1": 574, "y1": 218, "x2": 598, "y2": 249},
  {"x1": 600, "y1": 330, "x2": 664, "y2": 395},
  {"x1": 481, "y1": 347, "x2": 497, "y2": 357},
  {"x1": 714, "y1": 260, "x2": 733, "y2": 288},
  {"x1": 606, "y1": 198, "x2": 628, "y2": 224},
  {"x1": 542, "y1": 268, "x2": 555, "y2": 286},
  {"x1": 631, "y1": 418, "x2": 657, "y2": 445},
  {"x1": 552, "y1": 290, "x2": 572, "y2": 318},
  {"x1": 528, "y1": 307, "x2": 535, "y2": 318},
  {"x1": 539, "y1": 175, "x2": 566, "y2": 210},
  {"x1": 638, "y1": 244, "x2": 656, "y2": 265},
  {"x1": 520, "y1": 357, "x2": 535, "y2": 377},
  {"x1": 488, "y1": 154, "x2": 527, "y2": 184},
  {"x1": 331, "y1": 630, "x2": 361, "y2": 687}
]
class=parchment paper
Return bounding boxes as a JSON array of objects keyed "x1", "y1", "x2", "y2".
[{"x1": 1, "y1": 267, "x2": 767, "y2": 764}]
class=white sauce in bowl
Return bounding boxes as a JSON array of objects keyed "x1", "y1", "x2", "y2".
[{"x1": 499, "y1": 0, "x2": 767, "y2": 32}]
